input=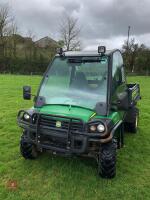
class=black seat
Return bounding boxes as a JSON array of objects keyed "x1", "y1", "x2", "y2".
[{"x1": 70, "y1": 72, "x2": 88, "y2": 90}]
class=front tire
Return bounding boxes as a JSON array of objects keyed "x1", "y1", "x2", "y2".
[
  {"x1": 20, "y1": 135, "x2": 38, "y2": 159},
  {"x1": 98, "y1": 141, "x2": 117, "y2": 179}
]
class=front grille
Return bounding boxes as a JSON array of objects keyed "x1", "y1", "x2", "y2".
[
  {"x1": 39, "y1": 114, "x2": 84, "y2": 132},
  {"x1": 40, "y1": 134, "x2": 67, "y2": 148}
]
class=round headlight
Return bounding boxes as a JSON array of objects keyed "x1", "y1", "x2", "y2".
[
  {"x1": 23, "y1": 113, "x2": 30, "y2": 120},
  {"x1": 90, "y1": 125, "x2": 97, "y2": 132},
  {"x1": 97, "y1": 123, "x2": 105, "y2": 132}
]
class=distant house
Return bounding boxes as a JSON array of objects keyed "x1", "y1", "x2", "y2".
[
  {"x1": 24, "y1": 37, "x2": 32, "y2": 42},
  {"x1": 35, "y1": 36, "x2": 58, "y2": 48}
]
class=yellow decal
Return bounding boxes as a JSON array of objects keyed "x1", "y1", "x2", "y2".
[
  {"x1": 56, "y1": 121, "x2": 62, "y2": 128},
  {"x1": 90, "y1": 112, "x2": 96, "y2": 119}
]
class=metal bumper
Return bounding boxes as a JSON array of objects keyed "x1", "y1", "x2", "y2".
[{"x1": 17, "y1": 111, "x2": 122, "y2": 155}]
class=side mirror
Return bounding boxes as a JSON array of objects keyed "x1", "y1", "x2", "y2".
[
  {"x1": 23, "y1": 86, "x2": 31, "y2": 100},
  {"x1": 116, "y1": 91, "x2": 129, "y2": 110}
]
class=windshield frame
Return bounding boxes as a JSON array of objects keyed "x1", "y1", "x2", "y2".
[{"x1": 35, "y1": 54, "x2": 111, "y2": 116}]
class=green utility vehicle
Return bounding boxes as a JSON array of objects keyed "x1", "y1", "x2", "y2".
[{"x1": 17, "y1": 46, "x2": 141, "y2": 178}]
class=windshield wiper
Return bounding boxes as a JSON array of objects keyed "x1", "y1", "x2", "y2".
[{"x1": 40, "y1": 103, "x2": 94, "y2": 112}]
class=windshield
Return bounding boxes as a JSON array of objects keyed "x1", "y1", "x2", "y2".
[{"x1": 38, "y1": 56, "x2": 108, "y2": 109}]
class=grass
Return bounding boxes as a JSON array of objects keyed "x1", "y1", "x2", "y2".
[{"x1": 0, "y1": 75, "x2": 150, "y2": 200}]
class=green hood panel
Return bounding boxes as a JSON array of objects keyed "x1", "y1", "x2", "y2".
[
  {"x1": 33, "y1": 105, "x2": 122, "y2": 124},
  {"x1": 35, "y1": 105, "x2": 95, "y2": 122},
  {"x1": 94, "y1": 111, "x2": 121, "y2": 124}
]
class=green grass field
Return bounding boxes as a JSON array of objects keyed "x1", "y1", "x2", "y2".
[{"x1": 0, "y1": 75, "x2": 150, "y2": 200}]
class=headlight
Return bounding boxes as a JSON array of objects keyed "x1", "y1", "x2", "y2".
[
  {"x1": 23, "y1": 113, "x2": 30, "y2": 121},
  {"x1": 97, "y1": 123, "x2": 105, "y2": 132},
  {"x1": 89, "y1": 123, "x2": 106, "y2": 133},
  {"x1": 89, "y1": 125, "x2": 97, "y2": 132}
]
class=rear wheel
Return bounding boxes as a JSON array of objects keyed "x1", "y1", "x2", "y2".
[
  {"x1": 116, "y1": 123, "x2": 124, "y2": 149},
  {"x1": 20, "y1": 134, "x2": 38, "y2": 159},
  {"x1": 124, "y1": 107, "x2": 139, "y2": 133},
  {"x1": 98, "y1": 141, "x2": 117, "y2": 179}
]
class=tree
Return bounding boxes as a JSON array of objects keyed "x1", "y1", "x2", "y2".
[
  {"x1": 59, "y1": 15, "x2": 80, "y2": 51},
  {"x1": 0, "y1": 4, "x2": 10, "y2": 57},
  {"x1": 122, "y1": 39, "x2": 150, "y2": 75},
  {"x1": 122, "y1": 38, "x2": 139, "y2": 72},
  {"x1": 24, "y1": 30, "x2": 36, "y2": 60},
  {"x1": 7, "y1": 22, "x2": 18, "y2": 58},
  {"x1": 0, "y1": 4, "x2": 16, "y2": 58},
  {"x1": 135, "y1": 45, "x2": 150, "y2": 75},
  {"x1": 0, "y1": 4, "x2": 10, "y2": 37}
]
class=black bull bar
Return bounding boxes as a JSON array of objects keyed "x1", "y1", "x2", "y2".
[{"x1": 17, "y1": 110, "x2": 121, "y2": 154}]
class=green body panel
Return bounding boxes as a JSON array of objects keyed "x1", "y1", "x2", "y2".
[
  {"x1": 94, "y1": 111, "x2": 124, "y2": 124},
  {"x1": 34, "y1": 104, "x2": 124, "y2": 124},
  {"x1": 34, "y1": 105, "x2": 95, "y2": 122}
]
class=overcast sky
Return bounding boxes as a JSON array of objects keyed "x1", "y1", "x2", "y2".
[{"x1": 1, "y1": 0, "x2": 150, "y2": 50}]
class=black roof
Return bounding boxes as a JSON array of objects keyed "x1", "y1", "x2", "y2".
[{"x1": 56, "y1": 49, "x2": 119, "y2": 57}]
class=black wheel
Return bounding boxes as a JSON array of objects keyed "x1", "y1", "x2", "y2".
[
  {"x1": 117, "y1": 123, "x2": 124, "y2": 149},
  {"x1": 98, "y1": 141, "x2": 117, "y2": 179},
  {"x1": 20, "y1": 135, "x2": 38, "y2": 159},
  {"x1": 124, "y1": 107, "x2": 139, "y2": 133}
]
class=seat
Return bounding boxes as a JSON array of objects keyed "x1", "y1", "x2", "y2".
[{"x1": 70, "y1": 72, "x2": 88, "y2": 90}]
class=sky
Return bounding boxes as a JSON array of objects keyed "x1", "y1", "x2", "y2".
[{"x1": 1, "y1": 0, "x2": 150, "y2": 50}]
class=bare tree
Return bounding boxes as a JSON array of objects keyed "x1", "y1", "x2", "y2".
[
  {"x1": 122, "y1": 38, "x2": 139, "y2": 72},
  {"x1": 26, "y1": 29, "x2": 36, "y2": 41},
  {"x1": 9, "y1": 22, "x2": 18, "y2": 57},
  {"x1": 0, "y1": 4, "x2": 15, "y2": 57},
  {"x1": 60, "y1": 15, "x2": 80, "y2": 51},
  {"x1": 0, "y1": 4, "x2": 9, "y2": 56},
  {"x1": 24, "y1": 29, "x2": 37, "y2": 60},
  {"x1": 0, "y1": 5, "x2": 10, "y2": 37}
]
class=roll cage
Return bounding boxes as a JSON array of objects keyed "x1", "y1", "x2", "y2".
[{"x1": 34, "y1": 49, "x2": 123, "y2": 116}]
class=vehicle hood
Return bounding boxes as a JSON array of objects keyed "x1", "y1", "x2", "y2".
[{"x1": 35, "y1": 105, "x2": 95, "y2": 122}]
